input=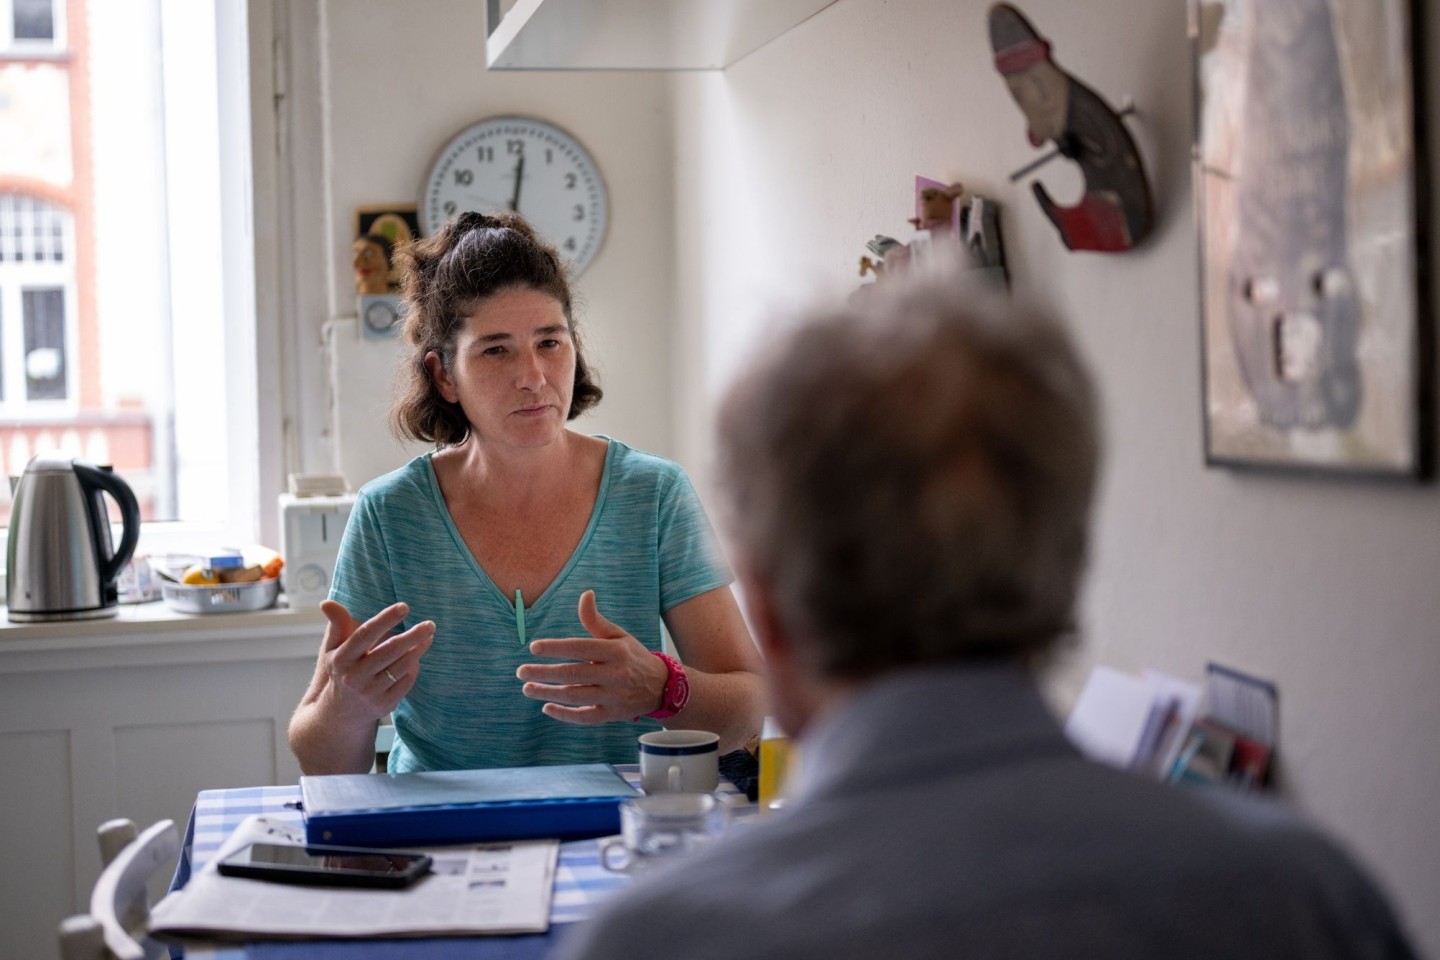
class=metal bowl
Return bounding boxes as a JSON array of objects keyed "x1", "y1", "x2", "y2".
[{"x1": 161, "y1": 578, "x2": 280, "y2": 615}]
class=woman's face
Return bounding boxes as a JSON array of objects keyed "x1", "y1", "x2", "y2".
[{"x1": 424, "y1": 286, "x2": 576, "y2": 449}]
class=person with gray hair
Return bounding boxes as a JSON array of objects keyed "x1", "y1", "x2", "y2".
[{"x1": 556, "y1": 267, "x2": 1415, "y2": 960}]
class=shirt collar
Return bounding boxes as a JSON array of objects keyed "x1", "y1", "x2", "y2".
[{"x1": 788, "y1": 661, "x2": 1075, "y2": 805}]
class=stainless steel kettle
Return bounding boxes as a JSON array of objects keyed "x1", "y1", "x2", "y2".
[{"x1": 6, "y1": 453, "x2": 141, "y2": 622}]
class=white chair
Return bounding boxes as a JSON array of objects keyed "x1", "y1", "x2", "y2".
[{"x1": 58, "y1": 818, "x2": 180, "y2": 960}]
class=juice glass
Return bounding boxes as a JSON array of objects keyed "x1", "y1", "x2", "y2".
[{"x1": 757, "y1": 717, "x2": 795, "y2": 813}]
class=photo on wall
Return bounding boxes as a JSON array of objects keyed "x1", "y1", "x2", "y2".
[
  {"x1": 1191, "y1": 0, "x2": 1428, "y2": 477},
  {"x1": 355, "y1": 205, "x2": 421, "y2": 248}
]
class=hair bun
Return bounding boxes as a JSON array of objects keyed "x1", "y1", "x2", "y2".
[
  {"x1": 453, "y1": 211, "x2": 502, "y2": 232},
  {"x1": 450, "y1": 211, "x2": 549, "y2": 247}
]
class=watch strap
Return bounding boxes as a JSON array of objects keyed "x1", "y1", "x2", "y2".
[{"x1": 642, "y1": 651, "x2": 690, "y2": 720}]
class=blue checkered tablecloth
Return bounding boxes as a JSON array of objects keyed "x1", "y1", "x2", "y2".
[{"x1": 169, "y1": 766, "x2": 753, "y2": 959}]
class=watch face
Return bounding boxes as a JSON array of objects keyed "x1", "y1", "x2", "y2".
[
  {"x1": 420, "y1": 116, "x2": 609, "y2": 277},
  {"x1": 671, "y1": 672, "x2": 691, "y2": 712}
]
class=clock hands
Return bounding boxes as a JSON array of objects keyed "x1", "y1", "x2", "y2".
[{"x1": 509, "y1": 154, "x2": 525, "y2": 212}]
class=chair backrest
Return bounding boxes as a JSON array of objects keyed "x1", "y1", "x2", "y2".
[
  {"x1": 58, "y1": 915, "x2": 106, "y2": 960},
  {"x1": 60, "y1": 819, "x2": 179, "y2": 960},
  {"x1": 97, "y1": 818, "x2": 139, "y2": 867}
]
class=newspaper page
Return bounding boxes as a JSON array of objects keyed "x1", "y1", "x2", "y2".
[{"x1": 150, "y1": 815, "x2": 558, "y2": 942}]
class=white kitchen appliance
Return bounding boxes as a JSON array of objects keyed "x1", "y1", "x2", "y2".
[
  {"x1": 278, "y1": 493, "x2": 356, "y2": 607},
  {"x1": 7, "y1": 454, "x2": 141, "y2": 621}
]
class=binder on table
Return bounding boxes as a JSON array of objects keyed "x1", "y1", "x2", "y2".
[{"x1": 300, "y1": 762, "x2": 640, "y2": 847}]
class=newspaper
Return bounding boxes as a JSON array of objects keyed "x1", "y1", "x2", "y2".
[{"x1": 149, "y1": 815, "x2": 558, "y2": 941}]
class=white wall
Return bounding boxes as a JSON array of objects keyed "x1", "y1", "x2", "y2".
[
  {"x1": 310, "y1": 0, "x2": 676, "y2": 487},
  {"x1": 670, "y1": 0, "x2": 1440, "y2": 954}
]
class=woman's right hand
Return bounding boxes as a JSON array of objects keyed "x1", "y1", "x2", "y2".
[{"x1": 318, "y1": 599, "x2": 435, "y2": 725}]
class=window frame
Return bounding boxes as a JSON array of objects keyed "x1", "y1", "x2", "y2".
[
  {"x1": 0, "y1": 0, "x2": 289, "y2": 569},
  {"x1": 143, "y1": 0, "x2": 286, "y2": 555}
]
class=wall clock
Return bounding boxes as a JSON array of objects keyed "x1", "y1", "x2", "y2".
[{"x1": 419, "y1": 115, "x2": 609, "y2": 277}]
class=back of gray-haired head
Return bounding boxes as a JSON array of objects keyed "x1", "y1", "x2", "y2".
[{"x1": 716, "y1": 269, "x2": 1101, "y2": 678}]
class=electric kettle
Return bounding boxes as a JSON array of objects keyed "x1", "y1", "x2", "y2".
[{"x1": 6, "y1": 453, "x2": 141, "y2": 622}]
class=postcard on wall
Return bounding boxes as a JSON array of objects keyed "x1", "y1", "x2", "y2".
[{"x1": 1191, "y1": 0, "x2": 1428, "y2": 476}]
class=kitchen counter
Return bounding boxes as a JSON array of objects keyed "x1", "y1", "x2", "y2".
[{"x1": 0, "y1": 599, "x2": 326, "y2": 672}]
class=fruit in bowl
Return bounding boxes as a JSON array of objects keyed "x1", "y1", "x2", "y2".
[{"x1": 181, "y1": 565, "x2": 221, "y2": 586}]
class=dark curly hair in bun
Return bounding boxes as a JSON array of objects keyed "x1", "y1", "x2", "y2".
[{"x1": 390, "y1": 211, "x2": 603, "y2": 446}]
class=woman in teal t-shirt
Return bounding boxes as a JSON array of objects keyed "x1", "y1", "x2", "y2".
[{"x1": 288, "y1": 212, "x2": 764, "y2": 775}]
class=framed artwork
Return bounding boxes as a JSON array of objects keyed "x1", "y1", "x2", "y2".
[
  {"x1": 355, "y1": 205, "x2": 421, "y2": 248},
  {"x1": 1191, "y1": 0, "x2": 1429, "y2": 477}
]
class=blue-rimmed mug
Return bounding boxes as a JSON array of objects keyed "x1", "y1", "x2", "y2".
[{"x1": 638, "y1": 729, "x2": 719, "y2": 793}]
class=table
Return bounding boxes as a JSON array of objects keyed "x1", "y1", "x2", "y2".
[{"x1": 167, "y1": 766, "x2": 753, "y2": 959}]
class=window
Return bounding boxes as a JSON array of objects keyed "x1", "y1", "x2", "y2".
[
  {"x1": 22, "y1": 288, "x2": 66, "y2": 400},
  {"x1": 0, "y1": 194, "x2": 74, "y2": 410},
  {"x1": 2, "y1": 0, "x2": 62, "y2": 51},
  {"x1": 0, "y1": 0, "x2": 278, "y2": 551}
]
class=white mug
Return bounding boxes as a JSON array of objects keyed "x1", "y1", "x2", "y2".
[
  {"x1": 638, "y1": 729, "x2": 720, "y2": 794},
  {"x1": 599, "y1": 793, "x2": 729, "y2": 874}
]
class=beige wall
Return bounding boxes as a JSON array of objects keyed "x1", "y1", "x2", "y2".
[
  {"x1": 315, "y1": 0, "x2": 1440, "y2": 952},
  {"x1": 671, "y1": 0, "x2": 1440, "y2": 953}
]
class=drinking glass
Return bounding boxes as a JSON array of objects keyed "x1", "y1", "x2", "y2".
[{"x1": 599, "y1": 793, "x2": 729, "y2": 874}]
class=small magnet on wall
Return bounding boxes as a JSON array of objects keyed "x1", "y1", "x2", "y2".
[{"x1": 358, "y1": 293, "x2": 406, "y2": 340}]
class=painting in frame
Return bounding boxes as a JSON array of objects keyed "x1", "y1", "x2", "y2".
[
  {"x1": 1191, "y1": 0, "x2": 1429, "y2": 477},
  {"x1": 355, "y1": 205, "x2": 421, "y2": 248}
]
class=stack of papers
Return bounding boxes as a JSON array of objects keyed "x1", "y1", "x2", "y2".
[
  {"x1": 1066, "y1": 662, "x2": 1281, "y2": 791},
  {"x1": 1169, "y1": 663, "x2": 1279, "y2": 790},
  {"x1": 150, "y1": 815, "x2": 559, "y2": 942},
  {"x1": 1063, "y1": 665, "x2": 1204, "y2": 779}
]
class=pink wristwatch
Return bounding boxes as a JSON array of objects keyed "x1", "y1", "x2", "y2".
[{"x1": 643, "y1": 652, "x2": 690, "y2": 719}]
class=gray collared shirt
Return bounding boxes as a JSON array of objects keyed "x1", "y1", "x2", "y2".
[{"x1": 557, "y1": 662, "x2": 1415, "y2": 960}]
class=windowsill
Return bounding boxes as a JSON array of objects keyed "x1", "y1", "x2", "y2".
[
  {"x1": 0, "y1": 598, "x2": 326, "y2": 671},
  {"x1": 0, "y1": 50, "x2": 71, "y2": 64}
]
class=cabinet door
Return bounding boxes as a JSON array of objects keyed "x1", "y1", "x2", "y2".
[{"x1": 0, "y1": 647, "x2": 313, "y2": 960}]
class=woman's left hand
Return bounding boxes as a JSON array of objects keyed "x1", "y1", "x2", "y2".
[{"x1": 517, "y1": 590, "x2": 668, "y2": 723}]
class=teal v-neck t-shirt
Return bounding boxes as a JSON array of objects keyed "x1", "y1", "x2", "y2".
[{"x1": 330, "y1": 438, "x2": 733, "y2": 773}]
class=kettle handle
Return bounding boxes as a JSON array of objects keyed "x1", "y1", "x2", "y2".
[{"x1": 73, "y1": 462, "x2": 142, "y2": 586}]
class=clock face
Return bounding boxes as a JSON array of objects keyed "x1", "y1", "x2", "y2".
[{"x1": 420, "y1": 116, "x2": 609, "y2": 277}]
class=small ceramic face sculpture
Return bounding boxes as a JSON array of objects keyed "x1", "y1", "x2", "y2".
[{"x1": 352, "y1": 235, "x2": 392, "y2": 296}]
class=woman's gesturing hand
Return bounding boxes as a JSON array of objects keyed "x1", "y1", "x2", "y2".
[
  {"x1": 319, "y1": 599, "x2": 436, "y2": 724},
  {"x1": 517, "y1": 590, "x2": 669, "y2": 724}
]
